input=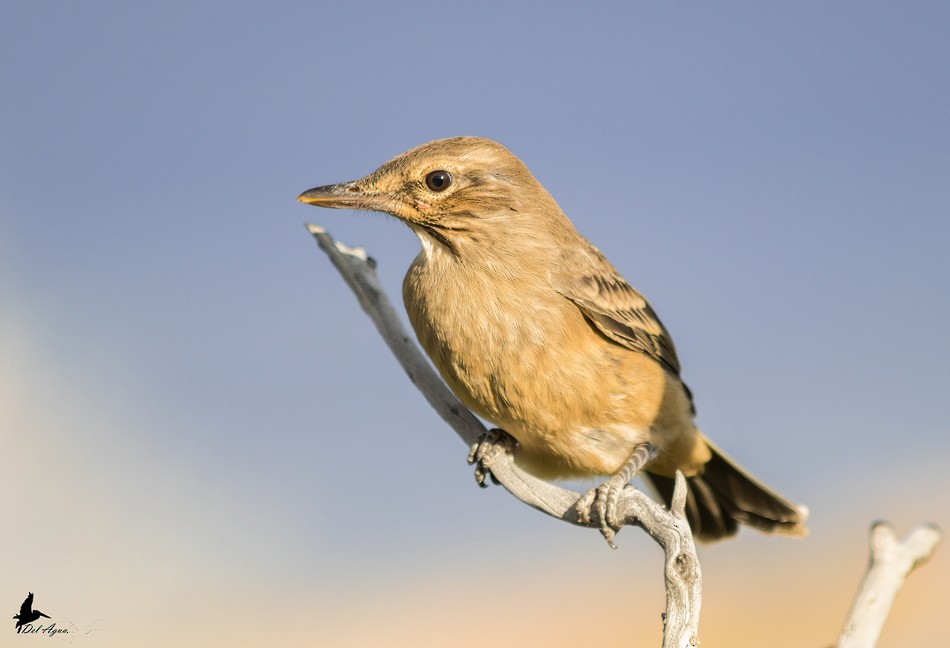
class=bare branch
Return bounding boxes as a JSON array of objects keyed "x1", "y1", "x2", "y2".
[
  {"x1": 837, "y1": 521, "x2": 942, "y2": 648},
  {"x1": 306, "y1": 223, "x2": 701, "y2": 648}
]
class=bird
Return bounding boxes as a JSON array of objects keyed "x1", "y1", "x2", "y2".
[
  {"x1": 298, "y1": 136, "x2": 808, "y2": 545},
  {"x1": 13, "y1": 592, "x2": 50, "y2": 630}
]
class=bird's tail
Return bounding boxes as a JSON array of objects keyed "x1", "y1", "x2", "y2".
[{"x1": 644, "y1": 435, "x2": 808, "y2": 543}]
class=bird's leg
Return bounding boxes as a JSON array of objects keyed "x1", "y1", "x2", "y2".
[
  {"x1": 577, "y1": 442, "x2": 658, "y2": 548},
  {"x1": 467, "y1": 428, "x2": 517, "y2": 487}
]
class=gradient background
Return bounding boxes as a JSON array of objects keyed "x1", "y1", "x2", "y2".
[{"x1": 2, "y1": 2, "x2": 948, "y2": 646}]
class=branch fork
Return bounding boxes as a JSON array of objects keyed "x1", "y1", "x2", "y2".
[
  {"x1": 306, "y1": 222, "x2": 940, "y2": 648},
  {"x1": 307, "y1": 223, "x2": 701, "y2": 646}
]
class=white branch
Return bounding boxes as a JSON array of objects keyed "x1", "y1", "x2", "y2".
[
  {"x1": 307, "y1": 223, "x2": 701, "y2": 648},
  {"x1": 837, "y1": 521, "x2": 942, "y2": 648}
]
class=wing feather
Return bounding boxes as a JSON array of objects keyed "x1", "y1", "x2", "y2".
[{"x1": 556, "y1": 244, "x2": 695, "y2": 410}]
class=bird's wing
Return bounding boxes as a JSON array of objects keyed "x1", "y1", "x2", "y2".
[
  {"x1": 555, "y1": 244, "x2": 684, "y2": 379},
  {"x1": 20, "y1": 593, "x2": 33, "y2": 616},
  {"x1": 557, "y1": 253, "x2": 696, "y2": 412}
]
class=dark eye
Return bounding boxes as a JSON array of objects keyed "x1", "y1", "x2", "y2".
[{"x1": 425, "y1": 170, "x2": 452, "y2": 192}]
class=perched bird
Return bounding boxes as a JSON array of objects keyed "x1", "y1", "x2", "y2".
[
  {"x1": 298, "y1": 136, "x2": 807, "y2": 544},
  {"x1": 13, "y1": 592, "x2": 49, "y2": 630}
]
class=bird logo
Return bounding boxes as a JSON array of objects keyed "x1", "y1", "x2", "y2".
[{"x1": 13, "y1": 592, "x2": 50, "y2": 631}]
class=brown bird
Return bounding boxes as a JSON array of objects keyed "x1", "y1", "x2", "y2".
[{"x1": 298, "y1": 136, "x2": 807, "y2": 545}]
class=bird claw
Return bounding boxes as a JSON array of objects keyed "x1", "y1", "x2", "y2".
[
  {"x1": 577, "y1": 475, "x2": 629, "y2": 549},
  {"x1": 467, "y1": 428, "x2": 516, "y2": 487}
]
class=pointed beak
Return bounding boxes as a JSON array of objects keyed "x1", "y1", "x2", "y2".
[
  {"x1": 297, "y1": 180, "x2": 391, "y2": 212},
  {"x1": 38, "y1": 612, "x2": 50, "y2": 619}
]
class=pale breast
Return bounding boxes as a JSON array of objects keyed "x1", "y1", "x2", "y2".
[{"x1": 402, "y1": 248, "x2": 695, "y2": 479}]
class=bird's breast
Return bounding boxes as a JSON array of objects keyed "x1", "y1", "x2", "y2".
[
  {"x1": 403, "y1": 255, "x2": 559, "y2": 424},
  {"x1": 401, "y1": 252, "x2": 689, "y2": 478}
]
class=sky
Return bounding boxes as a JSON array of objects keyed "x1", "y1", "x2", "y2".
[{"x1": 1, "y1": 2, "x2": 948, "y2": 646}]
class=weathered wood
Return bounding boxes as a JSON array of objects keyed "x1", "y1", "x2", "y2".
[
  {"x1": 837, "y1": 522, "x2": 942, "y2": 648},
  {"x1": 307, "y1": 223, "x2": 702, "y2": 647}
]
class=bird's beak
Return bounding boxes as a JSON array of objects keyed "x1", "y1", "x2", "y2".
[
  {"x1": 39, "y1": 612, "x2": 50, "y2": 619},
  {"x1": 297, "y1": 180, "x2": 391, "y2": 212}
]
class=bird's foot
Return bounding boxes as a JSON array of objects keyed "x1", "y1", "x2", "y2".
[
  {"x1": 576, "y1": 474, "x2": 630, "y2": 549},
  {"x1": 576, "y1": 442, "x2": 657, "y2": 549},
  {"x1": 467, "y1": 428, "x2": 516, "y2": 487}
]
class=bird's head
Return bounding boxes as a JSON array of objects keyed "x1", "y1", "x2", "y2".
[{"x1": 298, "y1": 137, "x2": 572, "y2": 256}]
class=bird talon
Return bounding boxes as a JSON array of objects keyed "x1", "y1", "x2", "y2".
[
  {"x1": 576, "y1": 489, "x2": 595, "y2": 525},
  {"x1": 605, "y1": 483, "x2": 626, "y2": 528},
  {"x1": 578, "y1": 478, "x2": 626, "y2": 548},
  {"x1": 468, "y1": 429, "x2": 515, "y2": 488},
  {"x1": 466, "y1": 441, "x2": 480, "y2": 466}
]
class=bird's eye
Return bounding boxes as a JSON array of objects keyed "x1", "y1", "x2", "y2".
[{"x1": 425, "y1": 170, "x2": 452, "y2": 192}]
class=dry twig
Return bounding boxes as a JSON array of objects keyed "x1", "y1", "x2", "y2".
[
  {"x1": 307, "y1": 223, "x2": 944, "y2": 648},
  {"x1": 837, "y1": 522, "x2": 942, "y2": 648},
  {"x1": 307, "y1": 223, "x2": 701, "y2": 647}
]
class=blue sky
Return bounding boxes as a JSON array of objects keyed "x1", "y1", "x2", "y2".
[{"x1": 2, "y1": 3, "x2": 948, "y2": 646}]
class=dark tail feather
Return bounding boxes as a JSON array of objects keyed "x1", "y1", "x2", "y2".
[{"x1": 644, "y1": 438, "x2": 808, "y2": 543}]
